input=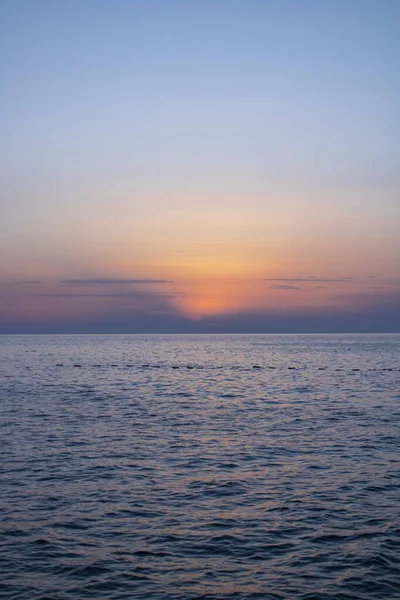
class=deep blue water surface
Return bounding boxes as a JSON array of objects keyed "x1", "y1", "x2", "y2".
[{"x1": 0, "y1": 334, "x2": 399, "y2": 599}]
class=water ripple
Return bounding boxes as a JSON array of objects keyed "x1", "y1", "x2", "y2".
[{"x1": 0, "y1": 334, "x2": 399, "y2": 599}]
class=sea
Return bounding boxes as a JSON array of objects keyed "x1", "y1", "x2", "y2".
[{"x1": 0, "y1": 334, "x2": 399, "y2": 600}]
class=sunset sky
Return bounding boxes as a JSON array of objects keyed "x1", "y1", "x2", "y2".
[{"x1": 1, "y1": 0, "x2": 399, "y2": 332}]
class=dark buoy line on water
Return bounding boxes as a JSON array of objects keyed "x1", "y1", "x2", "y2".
[{"x1": 51, "y1": 363, "x2": 400, "y2": 373}]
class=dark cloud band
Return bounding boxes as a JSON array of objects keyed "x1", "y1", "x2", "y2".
[
  {"x1": 265, "y1": 277, "x2": 353, "y2": 283},
  {"x1": 60, "y1": 279, "x2": 174, "y2": 286}
]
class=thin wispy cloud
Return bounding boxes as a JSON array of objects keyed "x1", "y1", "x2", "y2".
[
  {"x1": 39, "y1": 292, "x2": 182, "y2": 298},
  {"x1": 270, "y1": 284, "x2": 302, "y2": 290},
  {"x1": 60, "y1": 279, "x2": 174, "y2": 286},
  {"x1": 265, "y1": 277, "x2": 354, "y2": 283}
]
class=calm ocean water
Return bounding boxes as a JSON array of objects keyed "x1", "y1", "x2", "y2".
[{"x1": 0, "y1": 334, "x2": 399, "y2": 600}]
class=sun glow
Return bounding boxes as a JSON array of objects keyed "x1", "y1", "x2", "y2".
[{"x1": 173, "y1": 274, "x2": 265, "y2": 319}]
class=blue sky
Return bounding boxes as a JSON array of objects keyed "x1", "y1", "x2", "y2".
[{"x1": 1, "y1": 0, "x2": 399, "y2": 332}]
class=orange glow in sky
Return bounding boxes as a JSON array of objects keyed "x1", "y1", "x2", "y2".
[{"x1": 1, "y1": 1, "x2": 399, "y2": 331}]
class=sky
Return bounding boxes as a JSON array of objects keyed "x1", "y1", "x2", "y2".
[{"x1": 1, "y1": 0, "x2": 399, "y2": 333}]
